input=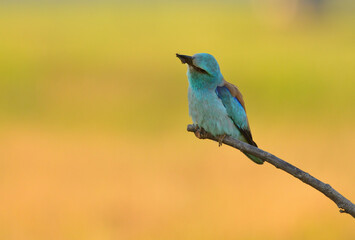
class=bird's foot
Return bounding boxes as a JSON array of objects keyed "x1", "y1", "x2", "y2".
[
  {"x1": 217, "y1": 134, "x2": 226, "y2": 147},
  {"x1": 194, "y1": 126, "x2": 208, "y2": 139}
]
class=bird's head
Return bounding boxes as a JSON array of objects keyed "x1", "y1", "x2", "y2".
[{"x1": 176, "y1": 53, "x2": 223, "y2": 89}]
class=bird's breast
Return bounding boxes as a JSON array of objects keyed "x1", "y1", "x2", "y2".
[{"x1": 187, "y1": 87, "x2": 239, "y2": 137}]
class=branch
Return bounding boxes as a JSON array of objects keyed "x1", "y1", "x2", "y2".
[{"x1": 187, "y1": 124, "x2": 355, "y2": 218}]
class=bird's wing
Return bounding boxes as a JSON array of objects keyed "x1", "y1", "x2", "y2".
[
  {"x1": 216, "y1": 79, "x2": 257, "y2": 147},
  {"x1": 222, "y1": 80, "x2": 246, "y2": 110}
]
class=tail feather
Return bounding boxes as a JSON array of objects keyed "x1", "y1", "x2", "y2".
[
  {"x1": 238, "y1": 135, "x2": 264, "y2": 164},
  {"x1": 243, "y1": 152, "x2": 264, "y2": 165}
]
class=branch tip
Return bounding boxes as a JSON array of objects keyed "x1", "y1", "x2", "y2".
[{"x1": 186, "y1": 124, "x2": 355, "y2": 218}]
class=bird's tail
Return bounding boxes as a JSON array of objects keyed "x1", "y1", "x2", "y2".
[{"x1": 243, "y1": 152, "x2": 264, "y2": 165}]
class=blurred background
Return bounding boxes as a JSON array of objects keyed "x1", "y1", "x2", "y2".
[{"x1": 0, "y1": 0, "x2": 354, "y2": 239}]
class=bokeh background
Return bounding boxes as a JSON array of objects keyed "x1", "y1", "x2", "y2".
[{"x1": 0, "y1": 0, "x2": 354, "y2": 239}]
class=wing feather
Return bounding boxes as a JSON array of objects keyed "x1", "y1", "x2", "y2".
[
  {"x1": 222, "y1": 79, "x2": 246, "y2": 110},
  {"x1": 216, "y1": 79, "x2": 257, "y2": 147}
]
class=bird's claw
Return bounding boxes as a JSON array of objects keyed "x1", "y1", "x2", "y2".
[
  {"x1": 218, "y1": 134, "x2": 226, "y2": 147},
  {"x1": 194, "y1": 126, "x2": 208, "y2": 139}
]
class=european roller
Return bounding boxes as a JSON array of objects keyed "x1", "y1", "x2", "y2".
[{"x1": 176, "y1": 53, "x2": 264, "y2": 164}]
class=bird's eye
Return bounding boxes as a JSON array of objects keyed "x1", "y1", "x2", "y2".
[{"x1": 193, "y1": 66, "x2": 209, "y2": 75}]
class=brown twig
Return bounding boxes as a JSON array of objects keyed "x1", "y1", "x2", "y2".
[{"x1": 187, "y1": 124, "x2": 355, "y2": 218}]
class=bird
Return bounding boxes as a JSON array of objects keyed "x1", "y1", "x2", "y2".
[{"x1": 176, "y1": 53, "x2": 264, "y2": 164}]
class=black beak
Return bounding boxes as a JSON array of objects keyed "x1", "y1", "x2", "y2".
[{"x1": 176, "y1": 54, "x2": 193, "y2": 65}]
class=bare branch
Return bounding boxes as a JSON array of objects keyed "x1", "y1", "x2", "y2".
[{"x1": 187, "y1": 124, "x2": 355, "y2": 218}]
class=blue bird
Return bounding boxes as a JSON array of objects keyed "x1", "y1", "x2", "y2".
[{"x1": 176, "y1": 53, "x2": 264, "y2": 164}]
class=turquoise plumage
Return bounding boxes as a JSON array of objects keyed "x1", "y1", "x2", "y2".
[{"x1": 177, "y1": 53, "x2": 264, "y2": 164}]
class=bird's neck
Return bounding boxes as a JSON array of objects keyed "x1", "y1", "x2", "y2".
[{"x1": 187, "y1": 72, "x2": 223, "y2": 91}]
